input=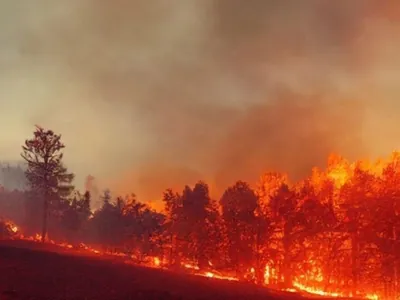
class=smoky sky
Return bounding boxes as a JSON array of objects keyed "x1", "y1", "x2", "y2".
[{"x1": 1, "y1": 0, "x2": 400, "y2": 205}]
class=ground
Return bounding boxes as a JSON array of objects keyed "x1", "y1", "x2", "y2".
[{"x1": 0, "y1": 240, "x2": 343, "y2": 300}]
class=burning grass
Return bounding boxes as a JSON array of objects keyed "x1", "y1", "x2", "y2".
[
  {"x1": 0, "y1": 240, "x2": 307, "y2": 300},
  {"x1": 4, "y1": 152, "x2": 400, "y2": 300},
  {"x1": 0, "y1": 219, "x2": 378, "y2": 300}
]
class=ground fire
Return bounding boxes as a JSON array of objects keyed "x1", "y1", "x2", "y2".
[{"x1": 4, "y1": 150, "x2": 400, "y2": 299}]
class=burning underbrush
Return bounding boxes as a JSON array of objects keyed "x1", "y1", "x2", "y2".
[
  {"x1": 0, "y1": 219, "x2": 18, "y2": 239},
  {"x1": 5, "y1": 152, "x2": 400, "y2": 300},
  {"x1": 0, "y1": 219, "x2": 238, "y2": 281},
  {"x1": 0, "y1": 218, "x2": 379, "y2": 300}
]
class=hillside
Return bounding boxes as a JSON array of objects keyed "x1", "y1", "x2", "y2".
[{"x1": 0, "y1": 240, "x2": 332, "y2": 300}]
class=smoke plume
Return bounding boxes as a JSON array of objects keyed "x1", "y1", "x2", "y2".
[{"x1": 1, "y1": 1, "x2": 400, "y2": 205}]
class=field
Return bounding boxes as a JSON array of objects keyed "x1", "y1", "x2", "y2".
[{"x1": 0, "y1": 240, "x2": 348, "y2": 300}]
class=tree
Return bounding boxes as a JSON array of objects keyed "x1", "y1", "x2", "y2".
[
  {"x1": 124, "y1": 203, "x2": 165, "y2": 260},
  {"x1": 268, "y1": 183, "x2": 299, "y2": 287},
  {"x1": 220, "y1": 181, "x2": 258, "y2": 279},
  {"x1": 181, "y1": 181, "x2": 212, "y2": 267},
  {"x1": 91, "y1": 190, "x2": 125, "y2": 251},
  {"x1": 21, "y1": 126, "x2": 74, "y2": 242},
  {"x1": 338, "y1": 164, "x2": 377, "y2": 294},
  {"x1": 161, "y1": 182, "x2": 217, "y2": 269},
  {"x1": 375, "y1": 157, "x2": 400, "y2": 298},
  {"x1": 62, "y1": 191, "x2": 92, "y2": 243},
  {"x1": 162, "y1": 188, "x2": 182, "y2": 266},
  {"x1": 294, "y1": 179, "x2": 338, "y2": 291}
]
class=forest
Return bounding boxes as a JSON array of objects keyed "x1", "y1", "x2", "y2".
[{"x1": 0, "y1": 126, "x2": 399, "y2": 300}]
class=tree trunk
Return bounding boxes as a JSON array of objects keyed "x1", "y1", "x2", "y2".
[
  {"x1": 41, "y1": 196, "x2": 48, "y2": 243},
  {"x1": 393, "y1": 226, "x2": 398, "y2": 300},
  {"x1": 169, "y1": 233, "x2": 173, "y2": 265},
  {"x1": 283, "y1": 239, "x2": 291, "y2": 287},
  {"x1": 351, "y1": 231, "x2": 359, "y2": 296},
  {"x1": 255, "y1": 221, "x2": 264, "y2": 285},
  {"x1": 282, "y1": 222, "x2": 292, "y2": 288}
]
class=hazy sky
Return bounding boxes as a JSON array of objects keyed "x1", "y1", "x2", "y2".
[{"x1": 1, "y1": 1, "x2": 400, "y2": 205}]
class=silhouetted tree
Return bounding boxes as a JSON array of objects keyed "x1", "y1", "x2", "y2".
[
  {"x1": 21, "y1": 126, "x2": 74, "y2": 242},
  {"x1": 269, "y1": 183, "x2": 298, "y2": 287},
  {"x1": 181, "y1": 181, "x2": 212, "y2": 268},
  {"x1": 374, "y1": 156, "x2": 400, "y2": 298},
  {"x1": 62, "y1": 191, "x2": 92, "y2": 243},
  {"x1": 162, "y1": 188, "x2": 182, "y2": 266},
  {"x1": 91, "y1": 190, "x2": 124, "y2": 249},
  {"x1": 220, "y1": 181, "x2": 258, "y2": 279}
]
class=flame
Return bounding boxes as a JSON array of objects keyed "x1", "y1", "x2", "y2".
[
  {"x1": 181, "y1": 261, "x2": 238, "y2": 281},
  {"x1": 153, "y1": 257, "x2": 160, "y2": 266},
  {"x1": 198, "y1": 271, "x2": 238, "y2": 281},
  {"x1": 2, "y1": 220, "x2": 19, "y2": 234},
  {"x1": 10, "y1": 224, "x2": 18, "y2": 233},
  {"x1": 0, "y1": 219, "x2": 382, "y2": 299},
  {"x1": 6, "y1": 151, "x2": 400, "y2": 300},
  {"x1": 264, "y1": 265, "x2": 270, "y2": 284},
  {"x1": 183, "y1": 263, "x2": 199, "y2": 270},
  {"x1": 293, "y1": 281, "x2": 343, "y2": 297}
]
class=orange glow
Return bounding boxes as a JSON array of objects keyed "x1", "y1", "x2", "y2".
[
  {"x1": 183, "y1": 263, "x2": 199, "y2": 270},
  {"x1": 293, "y1": 281, "x2": 343, "y2": 297},
  {"x1": 7, "y1": 151, "x2": 400, "y2": 300},
  {"x1": 0, "y1": 218, "x2": 383, "y2": 299},
  {"x1": 10, "y1": 224, "x2": 18, "y2": 233},
  {"x1": 153, "y1": 257, "x2": 161, "y2": 266},
  {"x1": 2, "y1": 220, "x2": 19, "y2": 234}
]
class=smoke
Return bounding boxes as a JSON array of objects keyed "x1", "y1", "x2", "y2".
[{"x1": 1, "y1": 1, "x2": 400, "y2": 204}]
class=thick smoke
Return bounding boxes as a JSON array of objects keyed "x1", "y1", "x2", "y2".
[{"x1": 1, "y1": 1, "x2": 400, "y2": 205}]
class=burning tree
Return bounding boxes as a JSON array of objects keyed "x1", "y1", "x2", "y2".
[
  {"x1": 3, "y1": 127, "x2": 399, "y2": 299},
  {"x1": 220, "y1": 181, "x2": 258, "y2": 279},
  {"x1": 21, "y1": 126, "x2": 74, "y2": 242},
  {"x1": 162, "y1": 182, "x2": 221, "y2": 270},
  {"x1": 162, "y1": 188, "x2": 182, "y2": 266}
]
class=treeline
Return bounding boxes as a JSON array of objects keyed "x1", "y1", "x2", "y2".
[{"x1": 0, "y1": 126, "x2": 399, "y2": 299}]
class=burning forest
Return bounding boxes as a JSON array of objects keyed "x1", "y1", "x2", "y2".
[
  {"x1": 3, "y1": 2, "x2": 400, "y2": 300},
  {"x1": 0, "y1": 126, "x2": 399, "y2": 300}
]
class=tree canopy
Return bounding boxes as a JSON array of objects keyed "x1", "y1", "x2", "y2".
[{"x1": 0, "y1": 126, "x2": 399, "y2": 299}]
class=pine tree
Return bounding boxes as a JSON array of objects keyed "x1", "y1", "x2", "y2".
[{"x1": 21, "y1": 126, "x2": 74, "y2": 242}]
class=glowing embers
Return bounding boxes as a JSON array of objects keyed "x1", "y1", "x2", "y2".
[{"x1": 2, "y1": 223, "x2": 382, "y2": 300}]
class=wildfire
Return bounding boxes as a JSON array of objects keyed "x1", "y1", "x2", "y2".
[
  {"x1": 9, "y1": 224, "x2": 18, "y2": 233},
  {"x1": 183, "y1": 262, "x2": 199, "y2": 270},
  {"x1": 2, "y1": 220, "x2": 19, "y2": 234},
  {"x1": 293, "y1": 281, "x2": 343, "y2": 297},
  {"x1": 6, "y1": 151, "x2": 400, "y2": 300},
  {"x1": 153, "y1": 256, "x2": 160, "y2": 266},
  {"x1": 198, "y1": 271, "x2": 238, "y2": 281},
  {"x1": 264, "y1": 264, "x2": 270, "y2": 284},
  {"x1": 0, "y1": 217, "x2": 384, "y2": 299}
]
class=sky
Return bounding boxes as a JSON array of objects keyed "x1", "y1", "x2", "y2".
[{"x1": 1, "y1": 1, "x2": 400, "y2": 207}]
